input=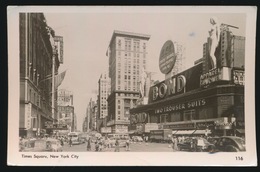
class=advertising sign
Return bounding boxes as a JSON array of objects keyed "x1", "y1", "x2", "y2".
[
  {"x1": 54, "y1": 36, "x2": 64, "y2": 64},
  {"x1": 200, "y1": 67, "x2": 231, "y2": 87},
  {"x1": 101, "y1": 127, "x2": 112, "y2": 133},
  {"x1": 233, "y1": 69, "x2": 244, "y2": 85},
  {"x1": 159, "y1": 40, "x2": 177, "y2": 74},
  {"x1": 25, "y1": 103, "x2": 32, "y2": 129},
  {"x1": 149, "y1": 63, "x2": 203, "y2": 103},
  {"x1": 115, "y1": 128, "x2": 128, "y2": 133},
  {"x1": 144, "y1": 123, "x2": 159, "y2": 133},
  {"x1": 45, "y1": 123, "x2": 68, "y2": 130},
  {"x1": 154, "y1": 98, "x2": 206, "y2": 114}
]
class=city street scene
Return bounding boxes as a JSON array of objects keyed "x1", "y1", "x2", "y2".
[{"x1": 18, "y1": 8, "x2": 247, "y2": 154}]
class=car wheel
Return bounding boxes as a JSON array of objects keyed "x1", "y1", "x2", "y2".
[{"x1": 226, "y1": 145, "x2": 239, "y2": 152}]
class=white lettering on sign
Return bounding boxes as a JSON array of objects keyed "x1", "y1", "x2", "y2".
[
  {"x1": 155, "y1": 99, "x2": 206, "y2": 114},
  {"x1": 233, "y1": 70, "x2": 244, "y2": 85},
  {"x1": 153, "y1": 75, "x2": 186, "y2": 101},
  {"x1": 200, "y1": 68, "x2": 222, "y2": 86}
]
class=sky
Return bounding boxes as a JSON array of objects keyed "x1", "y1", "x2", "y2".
[{"x1": 44, "y1": 8, "x2": 246, "y2": 131}]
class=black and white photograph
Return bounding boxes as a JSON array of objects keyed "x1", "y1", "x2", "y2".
[{"x1": 7, "y1": 6, "x2": 257, "y2": 166}]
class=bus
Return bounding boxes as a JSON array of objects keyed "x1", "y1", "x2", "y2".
[{"x1": 68, "y1": 132, "x2": 85, "y2": 145}]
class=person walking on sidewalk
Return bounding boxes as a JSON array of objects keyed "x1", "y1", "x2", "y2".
[
  {"x1": 87, "y1": 138, "x2": 91, "y2": 151},
  {"x1": 69, "y1": 136, "x2": 72, "y2": 147},
  {"x1": 125, "y1": 138, "x2": 130, "y2": 151},
  {"x1": 114, "y1": 139, "x2": 120, "y2": 152}
]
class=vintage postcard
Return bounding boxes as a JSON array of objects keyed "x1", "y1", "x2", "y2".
[{"x1": 7, "y1": 6, "x2": 257, "y2": 166}]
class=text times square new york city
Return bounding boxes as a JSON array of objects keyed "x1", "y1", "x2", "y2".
[{"x1": 19, "y1": 12, "x2": 246, "y2": 152}]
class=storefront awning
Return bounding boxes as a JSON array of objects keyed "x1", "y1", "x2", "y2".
[
  {"x1": 192, "y1": 130, "x2": 211, "y2": 135},
  {"x1": 172, "y1": 130, "x2": 178, "y2": 134},
  {"x1": 128, "y1": 130, "x2": 135, "y2": 134},
  {"x1": 236, "y1": 129, "x2": 245, "y2": 134},
  {"x1": 175, "y1": 130, "x2": 195, "y2": 135}
]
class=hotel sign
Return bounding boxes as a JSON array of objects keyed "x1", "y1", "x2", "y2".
[{"x1": 159, "y1": 40, "x2": 177, "y2": 74}]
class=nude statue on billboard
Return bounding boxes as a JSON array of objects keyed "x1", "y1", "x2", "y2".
[{"x1": 208, "y1": 17, "x2": 220, "y2": 69}]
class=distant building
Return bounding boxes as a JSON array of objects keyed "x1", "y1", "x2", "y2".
[
  {"x1": 85, "y1": 98, "x2": 97, "y2": 132},
  {"x1": 97, "y1": 71, "x2": 111, "y2": 132},
  {"x1": 106, "y1": 30, "x2": 151, "y2": 133},
  {"x1": 165, "y1": 42, "x2": 186, "y2": 79},
  {"x1": 57, "y1": 89, "x2": 76, "y2": 132}
]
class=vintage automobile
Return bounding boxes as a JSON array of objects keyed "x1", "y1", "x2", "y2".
[
  {"x1": 214, "y1": 136, "x2": 246, "y2": 152},
  {"x1": 131, "y1": 136, "x2": 144, "y2": 142},
  {"x1": 22, "y1": 138, "x2": 63, "y2": 152},
  {"x1": 177, "y1": 137, "x2": 214, "y2": 152},
  {"x1": 108, "y1": 137, "x2": 127, "y2": 148}
]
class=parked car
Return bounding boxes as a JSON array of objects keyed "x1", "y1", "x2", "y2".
[
  {"x1": 131, "y1": 136, "x2": 143, "y2": 142},
  {"x1": 108, "y1": 138, "x2": 127, "y2": 147},
  {"x1": 207, "y1": 136, "x2": 220, "y2": 145},
  {"x1": 214, "y1": 136, "x2": 246, "y2": 152},
  {"x1": 22, "y1": 138, "x2": 63, "y2": 152},
  {"x1": 177, "y1": 137, "x2": 214, "y2": 152}
]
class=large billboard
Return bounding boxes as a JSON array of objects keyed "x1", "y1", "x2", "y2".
[
  {"x1": 159, "y1": 40, "x2": 177, "y2": 74},
  {"x1": 149, "y1": 63, "x2": 203, "y2": 103}
]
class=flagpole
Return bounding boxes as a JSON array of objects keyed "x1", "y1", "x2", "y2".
[{"x1": 52, "y1": 48, "x2": 55, "y2": 124}]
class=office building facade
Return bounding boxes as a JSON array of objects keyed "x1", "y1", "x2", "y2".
[{"x1": 106, "y1": 30, "x2": 150, "y2": 133}]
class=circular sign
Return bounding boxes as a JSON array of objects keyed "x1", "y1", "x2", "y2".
[{"x1": 159, "y1": 40, "x2": 177, "y2": 74}]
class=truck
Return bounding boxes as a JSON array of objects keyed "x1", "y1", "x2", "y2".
[{"x1": 149, "y1": 129, "x2": 172, "y2": 143}]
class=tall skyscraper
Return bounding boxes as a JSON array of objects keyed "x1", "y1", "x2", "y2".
[
  {"x1": 85, "y1": 98, "x2": 97, "y2": 132},
  {"x1": 97, "y1": 71, "x2": 111, "y2": 131},
  {"x1": 106, "y1": 30, "x2": 150, "y2": 133}
]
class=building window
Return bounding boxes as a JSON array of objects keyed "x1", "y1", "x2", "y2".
[
  {"x1": 29, "y1": 89, "x2": 31, "y2": 102},
  {"x1": 183, "y1": 109, "x2": 196, "y2": 121},
  {"x1": 160, "y1": 114, "x2": 169, "y2": 123}
]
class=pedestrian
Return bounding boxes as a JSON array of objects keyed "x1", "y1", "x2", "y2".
[
  {"x1": 19, "y1": 137, "x2": 25, "y2": 151},
  {"x1": 60, "y1": 138, "x2": 64, "y2": 146},
  {"x1": 95, "y1": 140, "x2": 99, "y2": 151},
  {"x1": 125, "y1": 138, "x2": 130, "y2": 151},
  {"x1": 99, "y1": 139, "x2": 103, "y2": 151},
  {"x1": 69, "y1": 136, "x2": 72, "y2": 147},
  {"x1": 171, "y1": 136, "x2": 175, "y2": 151},
  {"x1": 171, "y1": 136, "x2": 178, "y2": 151},
  {"x1": 114, "y1": 139, "x2": 120, "y2": 152},
  {"x1": 87, "y1": 138, "x2": 91, "y2": 151}
]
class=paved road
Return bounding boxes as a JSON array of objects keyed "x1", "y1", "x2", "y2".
[{"x1": 62, "y1": 142, "x2": 176, "y2": 152}]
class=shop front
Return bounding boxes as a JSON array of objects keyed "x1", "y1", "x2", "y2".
[{"x1": 130, "y1": 64, "x2": 244, "y2": 137}]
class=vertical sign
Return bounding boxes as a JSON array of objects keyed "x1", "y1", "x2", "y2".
[
  {"x1": 25, "y1": 103, "x2": 32, "y2": 129},
  {"x1": 54, "y1": 36, "x2": 64, "y2": 64}
]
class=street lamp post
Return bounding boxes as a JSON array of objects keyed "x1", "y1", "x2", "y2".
[{"x1": 51, "y1": 48, "x2": 55, "y2": 124}]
